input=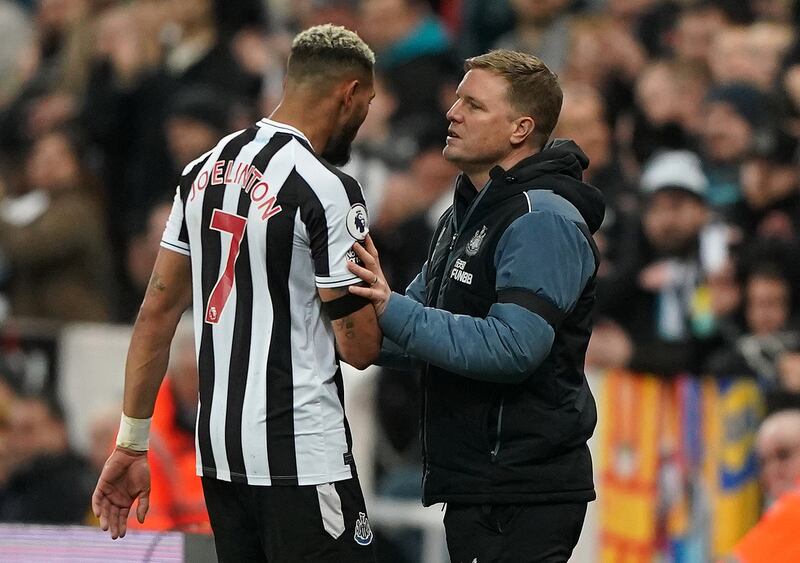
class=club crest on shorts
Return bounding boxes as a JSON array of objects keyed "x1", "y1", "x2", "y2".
[
  {"x1": 346, "y1": 203, "x2": 369, "y2": 241},
  {"x1": 465, "y1": 225, "x2": 487, "y2": 257},
  {"x1": 353, "y1": 512, "x2": 373, "y2": 546}
]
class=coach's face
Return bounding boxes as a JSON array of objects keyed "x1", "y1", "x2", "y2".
[
  {"x1": 444, "y1": 69, "x2": 521, "y2": 176},
  {"x1": 323, "y1": 74, "x2": 375, "y2": 165}
]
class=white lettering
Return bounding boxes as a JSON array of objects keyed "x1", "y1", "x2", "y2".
[{"x1": 450, "y1": 268, "x2": 473, "y2": 285}]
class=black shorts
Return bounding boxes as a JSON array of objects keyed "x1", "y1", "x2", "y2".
[{"x1": 201, "y1": 476, "x2": 376, "y2": 563}]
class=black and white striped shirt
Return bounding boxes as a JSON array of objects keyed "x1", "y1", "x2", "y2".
[{"x1": 161, "y1": 119, "x2": 369, "y2": 486}]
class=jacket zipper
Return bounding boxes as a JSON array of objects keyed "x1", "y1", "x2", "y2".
[
  {"x1": 422, "y1": 213, "x2": 450, "y2": 496},
  {"x1": 438, "y1": 180, "x2": 493, "y2": 302},
  {"x1": 490, "y1": 398, "x2": 505, "y2": 460},
  {"x1": 425, "y1": 179, "x2": 494, "y2": 493},
  {"x1": 452, "y1": 179, "x2": 491, "y2": 239}
]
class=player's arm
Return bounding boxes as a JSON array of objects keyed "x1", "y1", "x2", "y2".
[
  {"x1": 319, "y1": 286, "x2": 381, "y2": 370},
  {"x1": 123, "y1": 248, "x2": 193, "y2": 418},
  {"x1": 92, "y1": 248, "x2": 191, "y2": 540},
  {"x1": 303, "y1": 172, "x2": 382, "y2": 369}
]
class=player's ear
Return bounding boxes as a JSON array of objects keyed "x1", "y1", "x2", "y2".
[{"x1": 341, "y1": 79, "x2": 359, "y2": 111}]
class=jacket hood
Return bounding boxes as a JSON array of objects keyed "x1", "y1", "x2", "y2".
[{"x1": 488, "y1": 138, "x2": 606, "y2": 233}]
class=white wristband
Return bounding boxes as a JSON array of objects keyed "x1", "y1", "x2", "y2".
[{"x1": 116, "y1": 413, "x2": 152, "y2": 451}]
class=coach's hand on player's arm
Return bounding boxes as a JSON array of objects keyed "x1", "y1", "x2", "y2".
[
  {"x1": 92, "y1": 447, "x2": 151, "y2": 539},
  {"x1": 319, "y1": 236, "x2": 384, "y2": 369},
  {"x1": 347, "y1": 235, "x2": 391, "y2": 317}
]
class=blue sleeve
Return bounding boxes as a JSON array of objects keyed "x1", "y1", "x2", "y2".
[
  {"x1": 494, "y1": 210, "x2": 596, "y2": 316},
  {"x1": 404, "y1": 265, "x2": 427, "y2": 304},
  {"x1": 378, "y1": 211, "x2": 596, "y2": 382},
  {"x1": 376, "y1": 264, "x2": 427, "y2": 369}
]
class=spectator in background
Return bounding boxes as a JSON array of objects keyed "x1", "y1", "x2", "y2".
[
  {"x1": 706, "y1": 263, "x2": 799, "y2": 389},
  {"x1": 0, "y1": 0, "x2": 87, "y2": 153},
  {"x1": 731, "y1": 410, "x2": 800, "y2": 563},
  {"x1": 123, "y1": 200, "x2": 173, "y2": 321},
  {"x1": 165, "y1": 87, "x2": 230, "y2": 172},
  {"x1": 632, "y1": 59, "x2": 709, "y2": 159},
  {"x1": 553, "y1": 82, "x2": 637, "y2": 276},
  {"x1": 493, "y1": 0, "x2": 573, "y2": 74},
  {"x1": 454, "y1": 0, "x2": 515, "y2": 60},
  {"x1": 123, "y1": 86, "x2": 232, "y2": 319},
  {"x1": 554, "y1": 83, "x2": 616, "y2": 186},
  {"x1": 708, "y1": 26, "x2": 759, "y2": 87},
  {"x1": 745, "y1": 22, "x2": 794, "y2": 91},
  {"x1": 83, "y1": 2, "x2": 173, "y2": 276},
  {"x1": 341, "y1": 73, "x2": 407, "y2": 222},
  {"x1": 163, "y1": 0, "x2": 256, "y2": 103},
  {"x1": 0, "y1": 129, "x2": 111, "y2": 321},
  {"x1": 212, "y1": 0, "x2": 268, "y2": 45},
  {"x1": 371, "y1": 123, "x2": 456, "y2": 301},
  {"x1": 561, "y1": 15, "x2": 645, "y2": 127},
  {"x1": 127, "y1": 317, "x2": 210, "y2": 534},
  {"x1": 701, "y1": 83, "x2": 771, "y2": 207},
  {"x1": 726, "y1": 128, "x2": 800, "y2": 243},
  {"x1": 359, "y1": 0, "x2": 456, "y2": 139},
  {"x1": 591, "y1": 150, "x2": 725, "y2": 376},
  {"x1": 705, "y1": 21, "x2": 792, "y2": 93},
  {"x1": 671, "y1": 2, "x2": 730, "y2": 68},
  {"x1": 765, "y1": 420, "x2": 800, "y2": 479},
  {"x1": 0, "y1": 393, "x2": 95, "y2": 524}
]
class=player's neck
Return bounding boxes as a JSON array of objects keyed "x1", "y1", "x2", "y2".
[{"x1": 269, "y1": 101, "x2": 335, "y2": 154}]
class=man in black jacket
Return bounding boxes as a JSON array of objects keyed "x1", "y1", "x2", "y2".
[{"x1": 349, "y1": 50, "x2": 604, "y2": 562}]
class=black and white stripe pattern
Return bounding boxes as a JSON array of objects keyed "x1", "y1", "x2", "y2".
[{"x1": 161, "y1": 119, "x2": 367, "y2": 486}]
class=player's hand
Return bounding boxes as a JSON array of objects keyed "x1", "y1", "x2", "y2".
[
  {"x1": 347, "y1": 235, "x2": 391, "y2": 316},
  {"x1": 92, "y1": 447, "x2": 151, "y2": 539}
]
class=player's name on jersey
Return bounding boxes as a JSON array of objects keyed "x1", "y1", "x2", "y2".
[{"x1": 190, "y1": 158, "x2": 282, "y2": 221}]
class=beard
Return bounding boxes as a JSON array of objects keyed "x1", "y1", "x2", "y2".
[{"x1": 321, "y1": 117, "x2": 362, "y2": 165}]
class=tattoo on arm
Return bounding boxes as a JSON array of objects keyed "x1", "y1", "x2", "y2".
[
  {"x1": 148, "y1": 272, "x2": 167, "y2": 295},
  {"x1": 335, "y1": 316, "x2": 357, "y2": 339}
]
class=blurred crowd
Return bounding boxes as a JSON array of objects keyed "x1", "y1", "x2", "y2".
[{"x1": 2, "y1": 0, "x2": 800, "y2": 557}]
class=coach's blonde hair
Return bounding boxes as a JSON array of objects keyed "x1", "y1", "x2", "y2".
[
  {"x1": 465, "y1": 50, "x2": 562, "y2": 149},
  {"x1": 288, "y1": 24, "x2": 375, "y2": 86}
]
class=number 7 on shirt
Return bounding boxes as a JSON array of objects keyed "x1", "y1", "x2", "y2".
[{"x1": 205, "y1": 209, "x2": 247, "y2": 324}]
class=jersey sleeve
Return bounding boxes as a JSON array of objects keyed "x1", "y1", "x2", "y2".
[
  {"x1": 160, "y1": 186, "x2": 190, "y2": 256},
  {"x1": 308, "y1": 176, "x2": 369, "y2": 289}
]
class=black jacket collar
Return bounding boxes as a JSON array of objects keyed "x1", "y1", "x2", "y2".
[{"x1": 453, "y1": 139, "x2": 606, "y2": 233}]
